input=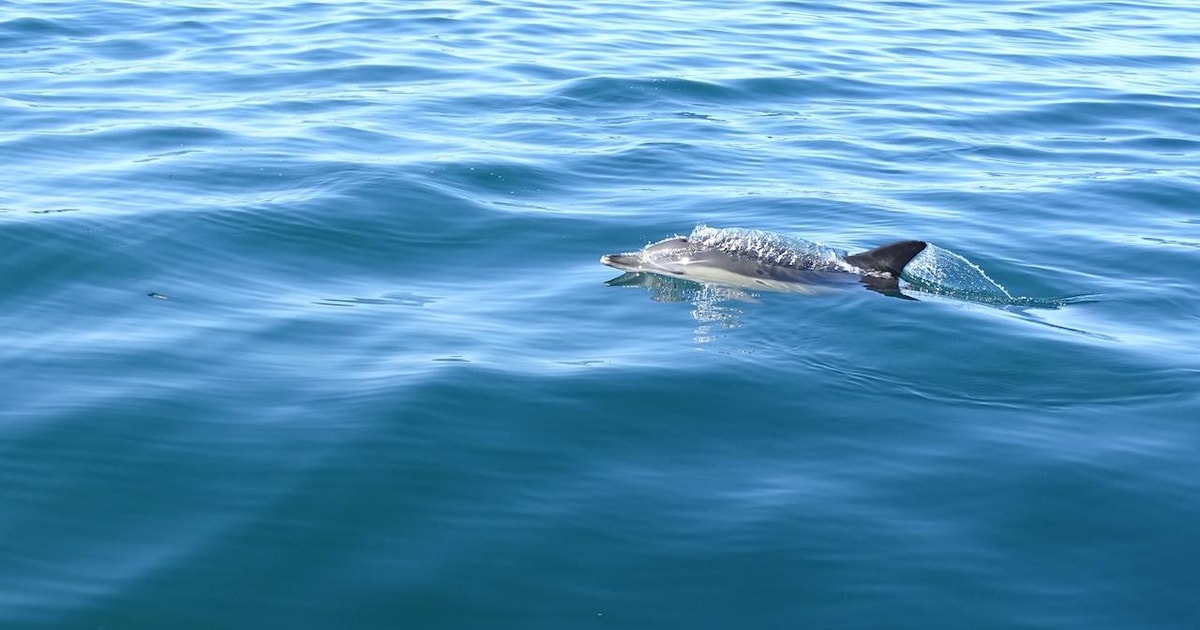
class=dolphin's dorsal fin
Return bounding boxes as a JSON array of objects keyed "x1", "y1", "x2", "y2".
[{"x1": 845, "y1": 240, "x2": 927, "y2": 276}]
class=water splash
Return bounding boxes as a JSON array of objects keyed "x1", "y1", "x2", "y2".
[
  {"x1": 902, "y1": 244, "x2": 1013, "y2": 300},
  {"x1": 688, "y1": 225, "x2": 849, "y2": 271},
  {"x1": 902, "y1": 244, "x2": 1095, "y2": 308}
]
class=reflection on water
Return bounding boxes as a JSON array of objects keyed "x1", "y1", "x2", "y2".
[{"x1": 605, "y1": 272, "x2": 746, "y2": 343}]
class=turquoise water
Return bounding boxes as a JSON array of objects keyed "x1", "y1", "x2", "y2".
[{"x1": 3, "y1": 1, "x2": 1199, "y2": 627}]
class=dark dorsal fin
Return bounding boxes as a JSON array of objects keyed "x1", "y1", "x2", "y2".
[{"x1": 844, "y1": 240, "x2": 927, "y2": 277}]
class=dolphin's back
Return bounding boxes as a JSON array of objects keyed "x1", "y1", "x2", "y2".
[{"x1": 844, "y1": 240, "x2": 927, "y2": 277}]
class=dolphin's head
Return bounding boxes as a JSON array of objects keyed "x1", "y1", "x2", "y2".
[{"x1": 601, "y1": 236, "x2": 692, "y2": 273}]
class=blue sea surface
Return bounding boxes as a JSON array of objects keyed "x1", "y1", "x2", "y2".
[{"x1": 2, "y1": 1, "x2": 1199, "y2": 628}]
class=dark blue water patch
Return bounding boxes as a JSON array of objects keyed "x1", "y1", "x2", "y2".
[
  {"x1": 0, "y1": 220, "x2": 133, "y2": 317},
  {"x1": 724, "y1": 75, "x2": 895, "y2": 101},
  {"x1": 0, "y1": 124, "x2": 235, "y2": 164},
  {"x1": 0, "y1": 16, "x2": 85, "y2": 47},
  {"x1": 1159, "y1": 31, "x2": 1200, "y2": 43},
  {"x1": 159, "y1": 18, "x2": 225, "y2": 41},
  {"x1": 86, "y1": 35, "x2": 171, "y2": 62},
  {"x1": 1111, "y1": 135, "x2": 1200, "y2": 154},
  {"x1": 1037, "y1": 99, "x2": 1200, "y2": 131},
  {"x1": 0, "y1": 388, "x2": 336, "y2": 619},
  {"x1": 550, "y1": 76, "x2": 742, "y2": 109}
]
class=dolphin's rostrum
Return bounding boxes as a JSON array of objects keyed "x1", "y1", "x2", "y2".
[{"x1": 601, "y1": 226, "x2": 928, "y2": 298}]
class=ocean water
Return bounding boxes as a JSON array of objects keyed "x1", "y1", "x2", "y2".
[{"x1": 2, "y1": 0, "x2": 1199, "y2": 628}]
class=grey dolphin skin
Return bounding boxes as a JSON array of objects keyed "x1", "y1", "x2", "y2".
[{"x1": 601, "y1": 231, "x2": 927, "y2": 298}]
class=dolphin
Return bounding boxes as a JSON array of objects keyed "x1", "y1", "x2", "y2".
[{"x1": 600, "y1": 227, "x2": 928, "y2": 298}]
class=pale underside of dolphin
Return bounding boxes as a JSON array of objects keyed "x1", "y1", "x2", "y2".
[{"x1": 601, "y1": 230, "x2": 928, "y2": 298}]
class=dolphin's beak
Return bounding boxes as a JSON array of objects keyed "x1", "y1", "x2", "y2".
[{"x1": 600, "y1": 253, "x2": 641, "y2": 271}]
